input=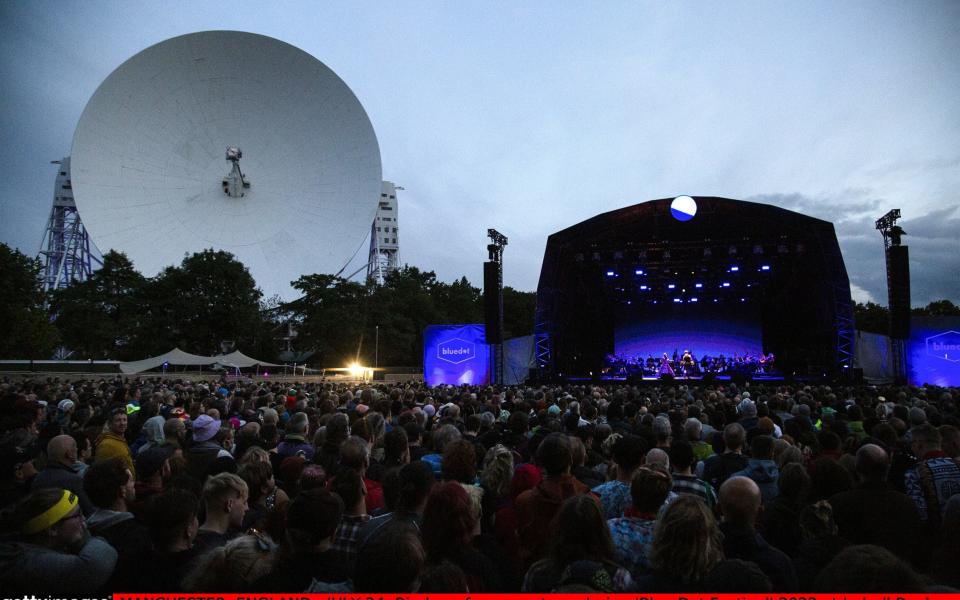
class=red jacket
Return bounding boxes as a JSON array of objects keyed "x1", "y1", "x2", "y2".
[{"x1": 515, "y1": 474, "x2": 597, "y2": 568}]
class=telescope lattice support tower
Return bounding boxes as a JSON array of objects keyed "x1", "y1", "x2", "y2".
[{"x1": 38, "y1": 157, "x2": 102, "y2": 293}]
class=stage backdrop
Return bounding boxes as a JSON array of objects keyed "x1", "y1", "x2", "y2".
[
  {"x1": 423, "y1": 324, "x2": 491, "y2": 386},
  {"x1": 615, "y1": 302, "x2": 762, "y2": 360},
  {"x1": 908, "y1": 316, "x2": 960, "y2": 387}
]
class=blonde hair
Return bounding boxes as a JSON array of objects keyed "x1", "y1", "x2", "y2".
[
  {"x1": 650, "y1": 496, "x2": 724, "y2": 582},
  {"x1": 203, "y1": 472, "x2": 248, "y2": 507},
  {"x1": 480, "y1": 444, "x2": 514, "y2": 497},
  {"x1": 239, "y1": 446, "x2": 270, "y2": 466},
  {"x1": 182, "y1": 534, "x2": 277, "y2": 591}
]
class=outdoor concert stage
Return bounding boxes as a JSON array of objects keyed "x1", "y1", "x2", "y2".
[{"x1": 533, "y1": 196, "x2": 855, "y2": 382}]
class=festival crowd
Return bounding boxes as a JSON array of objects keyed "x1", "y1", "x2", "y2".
[{"x1": 1, "y1": 376, "x2": 959, "y2": 593}]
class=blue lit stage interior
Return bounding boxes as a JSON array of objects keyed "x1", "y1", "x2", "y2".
[{"x1": 534, "y1": 197, "x2": 855, "y2": 383}]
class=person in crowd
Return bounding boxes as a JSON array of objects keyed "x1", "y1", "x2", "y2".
[
  {"x1": 329, "y1": 467, "x2": 370, "y2": 568},
  {"x1": 0, "y1": 488, "x2": 118, "y2": 594},
  {"x1": 732, "y1": 434, "x2": 780, "y2": 505},
  {"x1": 138, "y1": 488, "x2": 201, "y2": 591},
  {"x1": 183, "y1": 533, "x2": 278, "y2": 591},
  {"x1": 132, "y1": 445, "x2": 173, "y2": 510},
  {"x1": 0, "y1": 440, "x2": 41, "y2": 508},
  {"x1": 635, "y1": 496, "x2": 727, "y2": 591},
  {"x1": 669, "y1": 439, "x2": 717, "y2": 508},
  {"x1": 904, "y1": 423, "x2": 960, "y2": 528},
  {"x1": 829, "y1": 443, "x2": 921, "y2": 563},
  {"x1": 685, "y1": 417, "x2": 715, "y2": 462},
  {"x1": 185, "y1": 414, "x2": 233, "y2": 482},
  {"x1": 351, "y1": 519, "x2": 425, "y2": 593},
  {"x1": 702, "y1": 423, "x2": 749, "y2": 491},
  {"x1": 339, "y1": 435, "x2": 384, "y2": 513},
  {"x1": 195, "y1": 472, "x2": 248, "y2": 551},
  {"x1": 479, "y1": 443, "x2": 514, "y2": 534},
  {"x1": 517, "y1": 432, "x2": 599, "y2": 567},
  {"x1": 95, "y1": 407, "x2": 135, "y2": 477},
  {"x1": 358, "y1": 460, "x2": 434, "y2": 544},
  {"x1": 135, "y1": 415, "x2": 166, "y2": 455},
  {"x1": 793, "y1": 500, "x2": 849, "y2": 588},
  {"x1": 83, "y1": 457, "x2": 150, "y2": 589},
  {"x1": 421, "y1": 480, "x2": 501, "y2": 592},
  {"x1": 523, "y1": 494, "x2": 633, "y2": 592},
  {"x1": 277, "y1": 412, "x2": 314, "y2": 460},
  {"x1": 163, "y1": 416, "x2": 187, "y2": 453},
  {"x1": 608, "y1": 465, "x2": 673, "y2": 578},
  {"x1": 718, "y1": 476, "x2": 797, "y2": 590},
  {"x1": 422, "y1": 424, "x2": 462, "y2": 475},
  {"x1": 757, "y1": 462, "x2": 809, "y2": 556},
  {"x1": 254, "y1": 488, "x2": 349, "y2": 591},
  {"x1": 32, "y1": 434, "x2": 94, "y2": 515},
  {"x1": 237, "y1": 459, "x2": 287, "y2": 534},
  {"x1": 592, "y1": 434, "x2": 646, "y2": 518},
  {"x1": 814, "y1": 544, "x2": 925, "y2": 592}
]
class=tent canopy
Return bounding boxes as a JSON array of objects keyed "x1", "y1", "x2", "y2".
[{"x1": 119, "y1": 347, "x2": 281, "y2": 374}]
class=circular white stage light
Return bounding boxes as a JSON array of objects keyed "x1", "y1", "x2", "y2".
[
  {"x1": 70, "y1": 31, "x2": 382, "y2": 299},
  {"x1": 671, "y1": 196, "x2": 697, "y2": 222}
]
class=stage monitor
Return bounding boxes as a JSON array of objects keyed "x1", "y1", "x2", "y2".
[
  {"x1": 908, "y1": 316, "x2": 960, "y2": 387},
  {"x1": 423, "y1": 324, "x2": 491, "y2": 386},
  {"x1": 614, "y1": 301, "x2": 763, "y2": 361}
]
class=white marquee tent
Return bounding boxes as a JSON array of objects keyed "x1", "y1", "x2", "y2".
[{"x1": 119, "y1": 348, "x2": 282, "y2": 374}]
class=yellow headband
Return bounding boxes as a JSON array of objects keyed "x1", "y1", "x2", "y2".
[{"x1": 22, "y1": 490, "x2": 78, "y2": 535}]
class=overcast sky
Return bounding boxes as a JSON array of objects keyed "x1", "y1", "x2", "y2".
[{"x1": 1, "y1": 1, "x2": 958, "y2": 305}]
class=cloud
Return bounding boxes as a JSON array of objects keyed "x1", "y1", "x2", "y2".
[{"x1": 749, "y1": 192, "x2": 959, "y2": 306}]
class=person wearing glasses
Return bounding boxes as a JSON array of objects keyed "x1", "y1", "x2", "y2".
[{"x1": 0, "y1": 487, "x2": 118, "y2": 594}]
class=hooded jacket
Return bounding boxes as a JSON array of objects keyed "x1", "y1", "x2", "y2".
[
  {"x1": 95, "y1": 431, "x2": 135, "y2": 477},
  {"x1": 733, "y1": 459, "x2": 780, "y2": 504},
  {"x1": 515, "y1": 474, "x2": 595, "y2": 567},
  {"x1": 0, "y1": 536, "x2": 117, "y2": 595}
]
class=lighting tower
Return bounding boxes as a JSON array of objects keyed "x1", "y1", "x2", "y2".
[
  {"x1": 38, "y1": 157, "x2": 102, "y2": 293},
  {"x1": 367, "y1": 181, "x2": 401, "y2": 284},
  {"x1": 875, "y1": 209, "x2": 910, "y2": 384},
  {"x1": 484, "y1": 228, "x2": 508, "y2": 385}
]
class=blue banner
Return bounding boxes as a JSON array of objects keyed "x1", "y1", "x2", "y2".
[
  {"x1": 423, "y1": 324, "x2": 491, "y2": 386},
  {"x1": 908, "y1": 316, "x2": 960, "y2": 387}
]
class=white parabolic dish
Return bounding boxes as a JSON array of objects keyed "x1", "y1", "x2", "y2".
[{"x1": 71, "y1": 31, "x2": 382, "y2": 299}]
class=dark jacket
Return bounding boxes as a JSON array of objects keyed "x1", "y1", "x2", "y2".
[
  {"x1": 702, "y1": 452, "x2": 749, "y2": 490},
  {"x1": 32, "y1": 462, "x2": 95, "y2": 515},
  {"x1": 829, "y1": 481, "x2": 922, "y2": 566},
  {"x1": 85, "y1": 508, "x2": 152, "y2": 591},
  {"x1": 0, "y1": 536, "x2": 117, "y2": 595},
  {"x1": 733, "y1": 459, "x2": 779, "y2": 505},
  {"x1": 720, "y1": 522, "x2": 798, "y2": 592}
]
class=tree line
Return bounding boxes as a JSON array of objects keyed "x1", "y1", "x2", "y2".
[{"x1": 0, "y1": 243, "x2": 535, "y2": 367}]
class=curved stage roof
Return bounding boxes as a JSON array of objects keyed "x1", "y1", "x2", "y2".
[{"x1": 534, "y1": 196, "x2": 854, "y2": 379}]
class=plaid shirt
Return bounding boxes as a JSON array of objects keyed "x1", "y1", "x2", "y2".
[
  {"x1": 671, "y1": 473, "x2": 718, "y2": 508},
  {"x1": 332, "y1": 514, "x2": 371, "y2": 562}
]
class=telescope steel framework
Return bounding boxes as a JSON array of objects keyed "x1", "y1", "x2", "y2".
[{"x1": 38, "y1": 157, "x2": 102, "y2": 293}]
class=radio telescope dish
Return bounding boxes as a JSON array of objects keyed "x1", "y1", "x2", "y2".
[{"x1": 70, "y1": 31, "x2": 382, "y2": 298}]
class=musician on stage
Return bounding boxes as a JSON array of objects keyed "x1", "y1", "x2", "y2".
[{"x1": 680, "y1": 349, "x2": 695, "y2": 378}]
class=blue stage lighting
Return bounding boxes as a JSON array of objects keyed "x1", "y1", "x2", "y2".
[
  {"x1": 690, "y1": 297, "x2": 698, "y2": 303},
  {"x1": 722, "y1": 282, "x2": 731, "y2": 288},
  {"x1": 635, "y1": 269, "x2": 645, "y2": 275},
  {"x1": 730, "y1": 265, "x2": 739, "y2": 272},
  {"x1": 639, "y1": 285, "x2": 649, "y2": 290},
  {"x1": 761, "y1": 265, "x2": 771, "y2": 271},
  {"x1": 673, "y1": 298, "x2": 682, "y2": 303},
  {"x1": 695, "y1": 283, "x2": 703, "y2": 288},
  {"x1": 667, "y1": 283, "x2": 676, "y2": 289},
  {"x1": 606, "y1": 270, "x2": 615, "y2": 277}
]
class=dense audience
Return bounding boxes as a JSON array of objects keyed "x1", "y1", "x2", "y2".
[{"x1": 1, "y1": 374, "x2": 959, "y2": 593}]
